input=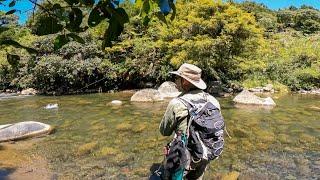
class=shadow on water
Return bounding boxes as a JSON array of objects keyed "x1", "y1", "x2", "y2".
[{"x1": 0, "y1": 168, "x2": 16, "y2": 179}]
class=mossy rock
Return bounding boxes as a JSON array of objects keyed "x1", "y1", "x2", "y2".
[
  {"x1": 222, "y1": 171, "x2": 240, "y2": 180},
  {"x1": 99, "y1": 147, "x2": 119, "y2": 156},
  {"x1": 233, "y1": 128, "x2": 250, "y2": 138},
  {"x1": 133, "y1": 167, "x2": 149, "y2": 176},
  {"x1": 299, "y1": 134, "x2": 316, "y2": 144},
  {"x1": 239, "y1": 140, "x2": 255, "y2": 152},
  {"x1": 278, "y1": 134, "x2": 293, "y2": 144},
  {"x1": 90, "y1": 123, "x2": 106, "y2": 131},
  {"x1": 132, "y1": 123, "x2": 147, "y2": 133},
  {"x1": 254, "y1": 129, "x2": 275, "y2": 143},
  {"x1": 116, "y1": 123, "x2": 133, "y2": 131},
  {"x1": 77, "y1": 142, "x2": 98, "y2": 156}
]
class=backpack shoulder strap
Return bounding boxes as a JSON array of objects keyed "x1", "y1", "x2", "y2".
[
  {"x1": 177, "y1": 97, "x2": 196, "y2": 138},
  {"x1": 177, "y1": 97, "x2": 194, "y2": 112}
]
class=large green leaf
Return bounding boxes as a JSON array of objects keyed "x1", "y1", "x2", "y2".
[
  {"x1": 9, "y1": 0, "x2": 16, "y2": 7},
  {"x1": 102, "y1": 16, "x2": 124, "y2": 48},
  {"x1": 88, "y1": 6, "x2": 108, "y2": 27},
  {"x1": 68, "y1": 33, "x2": 85, "y2": 44},
  {"x1": 169, "y1": 0, "x2": 176, "y2": 21},
  {"x1": 140, "y1": 0, "x2": 150, "y2": 17},
  {"x1": 35, "y1": 16, "x2": 63, "y2": 35},
  {"x1": 0, "y1": 39, "x2": 38, "y2": 54},
  {"x1": 52, "y1": 3, "x2": 62, "y2": 10},
  {"x1": 80, "y1": 0, "x2": 94, "y2": 6},
  {"x1": 54, "y1": 33, "x2": 85, "y2": 50},
  {"x1": 105, "y1": 7, "x2": 129, "y2": 25},
  {"x1": 54, "y1": 35, "x2": 69, "y2": 51},
  {"x1": 7, "y1": 54, "x2": 20, "y2": 68},
  {"x1": 67, "y1": 8, "x2": 83, "y2": 32},
  {"x1": 5, "y1": 9, "x2": 16, "y2": 15},
  {"x1": 155, "y1": 12, "x2": 168, "y2": 25},
  {"x1": 64, "y1": 0, "x2": 79, "y2": 6}
]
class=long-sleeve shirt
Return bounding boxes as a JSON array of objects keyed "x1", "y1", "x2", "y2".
[{"x1": 159, "y1": 89, "x2": 221, "y2": 136}]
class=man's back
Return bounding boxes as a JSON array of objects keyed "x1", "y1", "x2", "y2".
[{"x1": 159, "y1": 89, "x2": 220, "y2": 136}]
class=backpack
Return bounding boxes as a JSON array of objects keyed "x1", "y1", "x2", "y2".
[{"x1": 178, "y1": 95, "x2": 224, "y2": 161}]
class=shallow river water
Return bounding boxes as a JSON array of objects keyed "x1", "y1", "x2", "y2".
[{"x1": 0, "y1": 92, "x2": 319, "y2": 179}]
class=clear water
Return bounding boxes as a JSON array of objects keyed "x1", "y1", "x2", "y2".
[{"x1": 0, "y1": 92, "x2": 319, "y2": 179}]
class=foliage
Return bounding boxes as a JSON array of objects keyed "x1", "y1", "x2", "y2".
[
  {"x1": 238, "y1": 1, "x2": 320, "y2": 34},
  {"x1": 244, "y1": 31, "x2": 320, "y2": 91},
  {"x1": 0, "y1": 1, "x2": 320, "y2": 93}
]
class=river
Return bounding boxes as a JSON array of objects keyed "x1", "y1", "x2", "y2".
[{"x1": 0, "y1": 92, "x2": 319, "y2": 179}]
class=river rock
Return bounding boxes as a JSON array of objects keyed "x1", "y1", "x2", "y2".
[
  {"x1": 0, "y1": 121, "x2": 53, "y2": 142},
  {"x1": 111, "y1": 100, "x2": 122, "y2": 105},
  {"x1": 298, "y1": 88, "x2": 320, "y2": 95},
  {"x1": 238, "y1": 171, "x2": 279, "y2": 180},
  {"x1": 158, "y1": 81, "x2": 181, "y2": 98},
  {"x1": 233, "y1": 90, "x2": 276, "y2": 106},
  {"x1": 21, "y1": 88, "x2": 38, "y2": 95},
  {"x1": 0, "y1": 92, "x2": 19, "y2": 98},
  {"x1": 263, "y1": 84, "x2": 273, "y2": 92},
  {"x1": 130, "y1": 89, "x2": 164, "y2": 102},
  {"x1": 207, "y1": 81, "x2": 223, "y2": 94},
  {"x1": 249, "y1": 87, "x2": 264, "y2": 93},
  {"x1": 222, "y1": 171, "x2": 240, "y2": 180},
  {"x1": 44, "y1": 103, "x2": 58, "y2": 109}
]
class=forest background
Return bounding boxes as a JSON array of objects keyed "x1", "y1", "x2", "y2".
[{"x1": 0, "y1": 0, "x2": 319, "y2": 94}]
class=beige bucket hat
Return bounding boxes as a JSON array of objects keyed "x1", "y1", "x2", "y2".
[{"x1": 169, "y1": 63, "x2": 207, "y2": 90}]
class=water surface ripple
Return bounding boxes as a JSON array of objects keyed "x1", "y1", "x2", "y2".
[{"x1": 0, "y1": 93, "x2": 319, "y2": 179}]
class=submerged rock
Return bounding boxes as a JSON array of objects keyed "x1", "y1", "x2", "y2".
[
  {"x1": 238, "y1": 171, "x2": 280, "y2": 180},
  {"x1": 233, "y1": 90, "x2": 276, "y2": 106},
  {"x1": 158, "y1": 81, "x2": 181, "y2": 98},
  {"x1": 222, "y1": 171, "x2": 240, "y2": 180},
  {"x1": 44, "y1": 103, "x2": 58, "y2": 109},
  {"x1": 130, "y1": 89, "x2": 164, "y2": 102},
  {"x1": 0, "y1": 121, "x2": 53, "y2": 142}
]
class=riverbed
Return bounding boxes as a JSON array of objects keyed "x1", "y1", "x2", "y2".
[{"x1": 0, "y1": 92, "x2": 319, "y2": 179}]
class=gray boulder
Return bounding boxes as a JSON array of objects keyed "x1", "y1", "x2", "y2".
[
  {"x1": 21, "y1": 88, "x2": 38, "y2": 95},
  {"x1": 130, "y1": 89, "x2": 164, "y2": 102},
  {"x1": 263, "y1": 84, "x2": 274, "y2": 92},
  {"x1": 233, "y1": 90, "x2": 276, "y2": 106},
  {"x1": 0, "y1": 121, "x2": 53, "y2": 142},
  {"x1": 158, "y1": 81, "x2": 181, "y2": 98}
]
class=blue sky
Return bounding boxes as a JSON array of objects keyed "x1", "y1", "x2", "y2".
[{"x1": 1, "y1": 0, "x2": 320, "y2": 24}]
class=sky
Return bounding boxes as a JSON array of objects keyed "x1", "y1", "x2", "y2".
[{"x1": 1, "y1": 0, "x2": 320, "y2": 24}]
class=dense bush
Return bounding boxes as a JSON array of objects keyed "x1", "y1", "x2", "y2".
[{"x1": 0, "y1": 1, "x2": 319, "y2": 93}]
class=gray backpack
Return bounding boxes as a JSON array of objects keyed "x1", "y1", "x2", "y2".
[{"x1": 179, "y1": 95, "x2": 224, "y2": 161}]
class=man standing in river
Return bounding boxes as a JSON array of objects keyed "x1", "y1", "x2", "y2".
[{"x1": 159, "y1": 63, "x2": 223, "y2": 180}]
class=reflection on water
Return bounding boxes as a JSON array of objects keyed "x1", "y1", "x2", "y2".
[{"x1": 0, "y1": 93, "x2": 319, "y2": 179}]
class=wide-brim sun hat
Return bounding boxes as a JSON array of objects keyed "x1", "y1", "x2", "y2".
[{"x1": 169, "y1": 63, "x2": 207, "y2": 90}]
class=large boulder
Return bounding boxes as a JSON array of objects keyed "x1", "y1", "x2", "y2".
[
  {"x1": 233, "y1": 90, "x2": 276, "y2": 106},
  {"x1": 130, "y1": 89, "x2": 164, "y2": 102},
  {"x1": 0, "y1": 121, "x2": 53, "y2": 142},
  {"x1": 158, "y1": 81, "x2": 181, "y2": 98},
  {"x1": 21, "y1": 88, "x2": 38, "y2": 95}
]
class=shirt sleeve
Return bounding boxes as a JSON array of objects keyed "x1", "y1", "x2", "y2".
[{"x1": 159, "y1": 98, "x2": 188, "y2": 136}]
